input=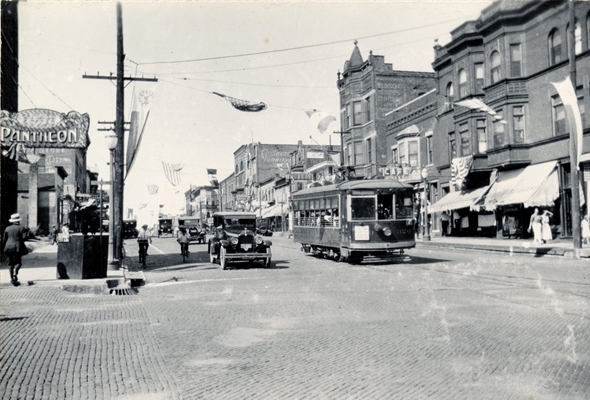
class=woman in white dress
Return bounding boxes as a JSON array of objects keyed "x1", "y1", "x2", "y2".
[
  {"x1": 528, "y1": 208, "x2": 543, "y2": 244},
  {"x1": 541, "y1": 210, "x2": 553, "y2": 243}
]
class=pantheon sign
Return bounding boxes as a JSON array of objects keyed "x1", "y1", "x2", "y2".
[{"x1": 1, "y1": 109, "x2": 90, "y2": 149}]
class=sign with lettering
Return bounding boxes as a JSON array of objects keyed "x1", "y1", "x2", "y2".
[
  {"x1": 379, "y1": 164, "x2": 421, "y2": 182},
  {"x1": 1, "y1": 109, "x2": 90, "y2": 149},
  {"x1": 306, "y1": 151, "x2": 324, "y2": 159}
]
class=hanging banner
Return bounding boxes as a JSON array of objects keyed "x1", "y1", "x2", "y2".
[{"x1": 1, "y1": 109, "x2": 90, "y2": 149}]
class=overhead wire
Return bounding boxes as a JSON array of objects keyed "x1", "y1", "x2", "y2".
[{"x1": 136, "y1": 15, "x2": 469, "y2": 66}]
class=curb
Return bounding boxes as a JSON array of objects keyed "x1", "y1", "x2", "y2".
[{"x1": 416, "y1": 242, "x2": 590, "y2": 258}]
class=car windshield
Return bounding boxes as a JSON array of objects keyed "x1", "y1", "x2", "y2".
[
  {"x1": 223, "y1": 217, "x2": 256, "y2": 231},
  {"x1": 180, "y1": 220, "x2": 199, "y2": 227}
]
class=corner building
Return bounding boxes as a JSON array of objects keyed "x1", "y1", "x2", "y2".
[
  {"x1": 425, "y1": 0, "x2": 590, "y2": 239},
  {"x1": 337, "y1": 42, "x2": 436, "y2": 179}
]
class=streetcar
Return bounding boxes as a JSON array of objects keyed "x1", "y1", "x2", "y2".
[{"x1": 292, "y1": 179, "x2": 416, "y2": 263}]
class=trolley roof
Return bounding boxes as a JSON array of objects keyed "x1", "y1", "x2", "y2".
[{"x1": 292, "y1": 179, "x2": 414, "y2": 198}]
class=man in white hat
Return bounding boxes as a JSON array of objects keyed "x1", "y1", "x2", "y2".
[{"x1": 3, "y1": 213, "x2": 28, "y2": 286}]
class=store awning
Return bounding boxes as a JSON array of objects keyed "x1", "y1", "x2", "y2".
[
  {"x1": 484, "y1": 161, "x2": 559, "y2": 210},
  {"x1": 428, "y1": 186, "x2": 490, "y2": 214},
  {"x1": 261, "y1": 205, "x2": 284, "y2": 218}
]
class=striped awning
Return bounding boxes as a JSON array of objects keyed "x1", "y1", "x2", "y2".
[{"x1": 484, "y1": 161, "x2": 560, "y2": 210}]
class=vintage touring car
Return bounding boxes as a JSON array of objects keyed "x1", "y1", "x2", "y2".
[{"x1": 207, "y1": 212, "x2": 272, "y2": 269}]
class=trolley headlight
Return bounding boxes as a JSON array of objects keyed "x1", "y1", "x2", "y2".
[
  {"x1": 255, "y1": 236, "x2": 263, "y2": 245},
  {"x1": 383, "y1": 227, "x2": 392, "y2": 236},
  {"x1": 230, "y1": 237, "x2": 239, "y2": 246},
  {"x1": 374, "y1": 223, "x2": 382, "y2": 231}
]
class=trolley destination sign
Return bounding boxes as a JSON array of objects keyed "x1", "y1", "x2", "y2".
[{"x1": 1, "y1": 109, "x2": 90, "y2": 149}]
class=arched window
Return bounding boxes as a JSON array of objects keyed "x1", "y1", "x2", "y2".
[
  {"x1": 458, "y1": 69, "x2": 468, "y2": 98},
  {"x1": 446, "y1": 82, "x2": 454, "y2": 110},
  {"x1": 566, "y1": 22, "x2": 582, "y2": 56},
  {"x1": 575, "y1": 21, "x2": 582, "y2": 55},
  {"x1": 490, "y1": 51, "x2": 501, "y2": 84},
  {"x1": 548, "y1": 29, "x2": 562, "y2": 66}
]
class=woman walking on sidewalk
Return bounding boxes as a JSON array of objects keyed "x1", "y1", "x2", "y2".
[
  {"x1": 528, "y1": 208, "x2": 543, "y2": 245},
  {"x1": 3, "y1": 213, "x2": 28, "y2": 286}
]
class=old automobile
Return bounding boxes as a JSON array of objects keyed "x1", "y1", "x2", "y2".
[
  {"x1": 177, "y1": 216, "x2": 206, "y2": 243},
  {"x1": 123, "y1": 219, "x2": 139, "y2": 239},
  {"x1": 207, "y1": 212, "x2": 272, "y2": 269}
]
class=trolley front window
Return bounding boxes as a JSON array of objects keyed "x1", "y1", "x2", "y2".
[
  {"x1": 395, "y1": 193, "x2": 414, "y2": 219},
  {"x1": 351, "y1": 197, "x2": 375, "y2": 220}
]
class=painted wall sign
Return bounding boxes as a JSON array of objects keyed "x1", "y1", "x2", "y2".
[
  {"x1": 306, "y1": 151, "x2": 324, "y2": 159},
  {"x1": 379, "y1": 164, "x2": 421, "y2": 182},
  {"x1": 1, "y1": 109, "x2": 90, "y2": 149}
]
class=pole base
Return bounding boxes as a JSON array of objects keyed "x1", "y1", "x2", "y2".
[{"x1": 108, "y1": 259, "x2": 120, "y2": 271}]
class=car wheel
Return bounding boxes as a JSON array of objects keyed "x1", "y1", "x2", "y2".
[
  {"x1": 263, "y1": 247, "x2": 272, "y2": 268},
  {"x1": 220, "y1": 247, "x2": 228, "y2": 270},
  {"x1": 208, "y1": 242, "x2": 216, "y2": 264}
]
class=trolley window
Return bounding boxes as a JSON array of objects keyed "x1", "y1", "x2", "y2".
[
  {"x1": 351, "y1": 197, "x2": 375, "y2": 220},
  {"x1": 377, "y1": 194, "x2": 393, "y2": 220},
  {"x1": 395, "y1": 193, "x2": 414, "y2": 219}
]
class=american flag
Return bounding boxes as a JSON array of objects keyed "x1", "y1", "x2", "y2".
[
  {"x1": 162, "y1": 161, "x2": 183, "y2": 186},
  {"x1": 147, "y1": 184, "x2": 159, "y2": 195},
  {"x1": 207, "y1": 168, "x2": 219, "y2": 188},
  {"x1": 450, "y1": 155, "x2": 473, "y2": 189}
]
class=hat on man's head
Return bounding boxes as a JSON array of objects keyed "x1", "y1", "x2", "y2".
[
  {"x1": 142, "y1": 224, "x2": 148, "y2": 229},
  {"x1": 9, "y1": 213, "x2": 21, "y2": 223}
]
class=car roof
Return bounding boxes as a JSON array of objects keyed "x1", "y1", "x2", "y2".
[{"x1": 213, "y1": 212, "x2": 256, "y2": 218}]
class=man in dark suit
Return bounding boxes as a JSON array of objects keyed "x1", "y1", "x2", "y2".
[{"x1": 3, "y1": 213, "x2": 28, "y2": 286}]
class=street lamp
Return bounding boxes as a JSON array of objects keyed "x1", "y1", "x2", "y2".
[
  {"x1": 421, "y1": 167, "x2": 431, "y2": 241},
  {"x1": 105, "y1": 132, "x2": 118, "y2": 268}
]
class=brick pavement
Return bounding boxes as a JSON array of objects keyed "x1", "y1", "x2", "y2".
[
  {"x1": 2, "y1": 236, "x2": 589, "y2": 399},
  {"x1": 135, "y1": 243, "x2": 589, "y2": 399},
  {"x1": 0, "y1": 286, "x2": 181, "y2": 400}
]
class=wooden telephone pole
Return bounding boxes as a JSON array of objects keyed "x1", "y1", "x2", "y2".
[{"x1": 83, "y1": 2, "x2": 157, "y2": 268}]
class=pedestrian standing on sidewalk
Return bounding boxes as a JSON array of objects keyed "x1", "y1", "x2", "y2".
[
  {"x1": 582, "y1": 215, "x2": 590, "y2": 245},
  {"x1": 49, "y1": 225, "x2": 58, "y2": 245},
  {"x1": 440, "y1": 211, "x2": 450, "y2": 237},
  {"x1": 541, "y1": 210, "x2": 553, "y2": 243},
  {"x1": 3, "y1": 213, "x2": 28, "y2": 286},
  {"x1": 528, "y1": 208, "x2": 543, "y2": 244},
  {"x1": 61, "y1": 223, "x2": 70, "y2": 242}
]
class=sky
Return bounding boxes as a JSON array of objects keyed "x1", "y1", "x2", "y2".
[{"x1": 17, "y1": 0, "x2": 493, "y2": 216}]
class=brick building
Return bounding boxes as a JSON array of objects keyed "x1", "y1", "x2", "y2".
[
  {"x1": 397, "y1": 0, "x2": 590, "y2": 239},
  {"x1": 337, "y1": 42, "x2": 436, "y2": 179}
]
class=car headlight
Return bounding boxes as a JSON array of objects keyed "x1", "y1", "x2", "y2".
[
  {"x1": 383, "y1": 227, "x2": 392, "y2": 236},
  {"x1": 230, "y1": 237, "x2": 239, "y2": 246},
  {"x1": 255, "y1": 236, "x2": 263, "y2": 245}
]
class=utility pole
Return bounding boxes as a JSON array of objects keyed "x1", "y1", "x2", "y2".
[
  {"x1": 83, "y1": 3, "x2": 157, "y2": 268},
  {"x1": 568, "y1": 1, "x2": 581, "y2": 258}
]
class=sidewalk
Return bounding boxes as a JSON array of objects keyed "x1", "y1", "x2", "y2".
[
  {"x1": 0, "y1": 240, "x2": 129, "y2": 293},
  {"x1": 415, "y1": 235, "x2": 590, "y2": 258}
]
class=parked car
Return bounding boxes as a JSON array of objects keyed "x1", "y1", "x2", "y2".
[
  {"x1": 207, "y1": 212, "x2": 272, "y2": 269},
  {"x1": 178, "y1": 216, "x2": 206, "y2": 244},
  {"x1": 123, "y1": 220, "x2": 139, "y2": 238},
  {"x1": 256, "y1": 222, "x2": 273, "y2": 237}
]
